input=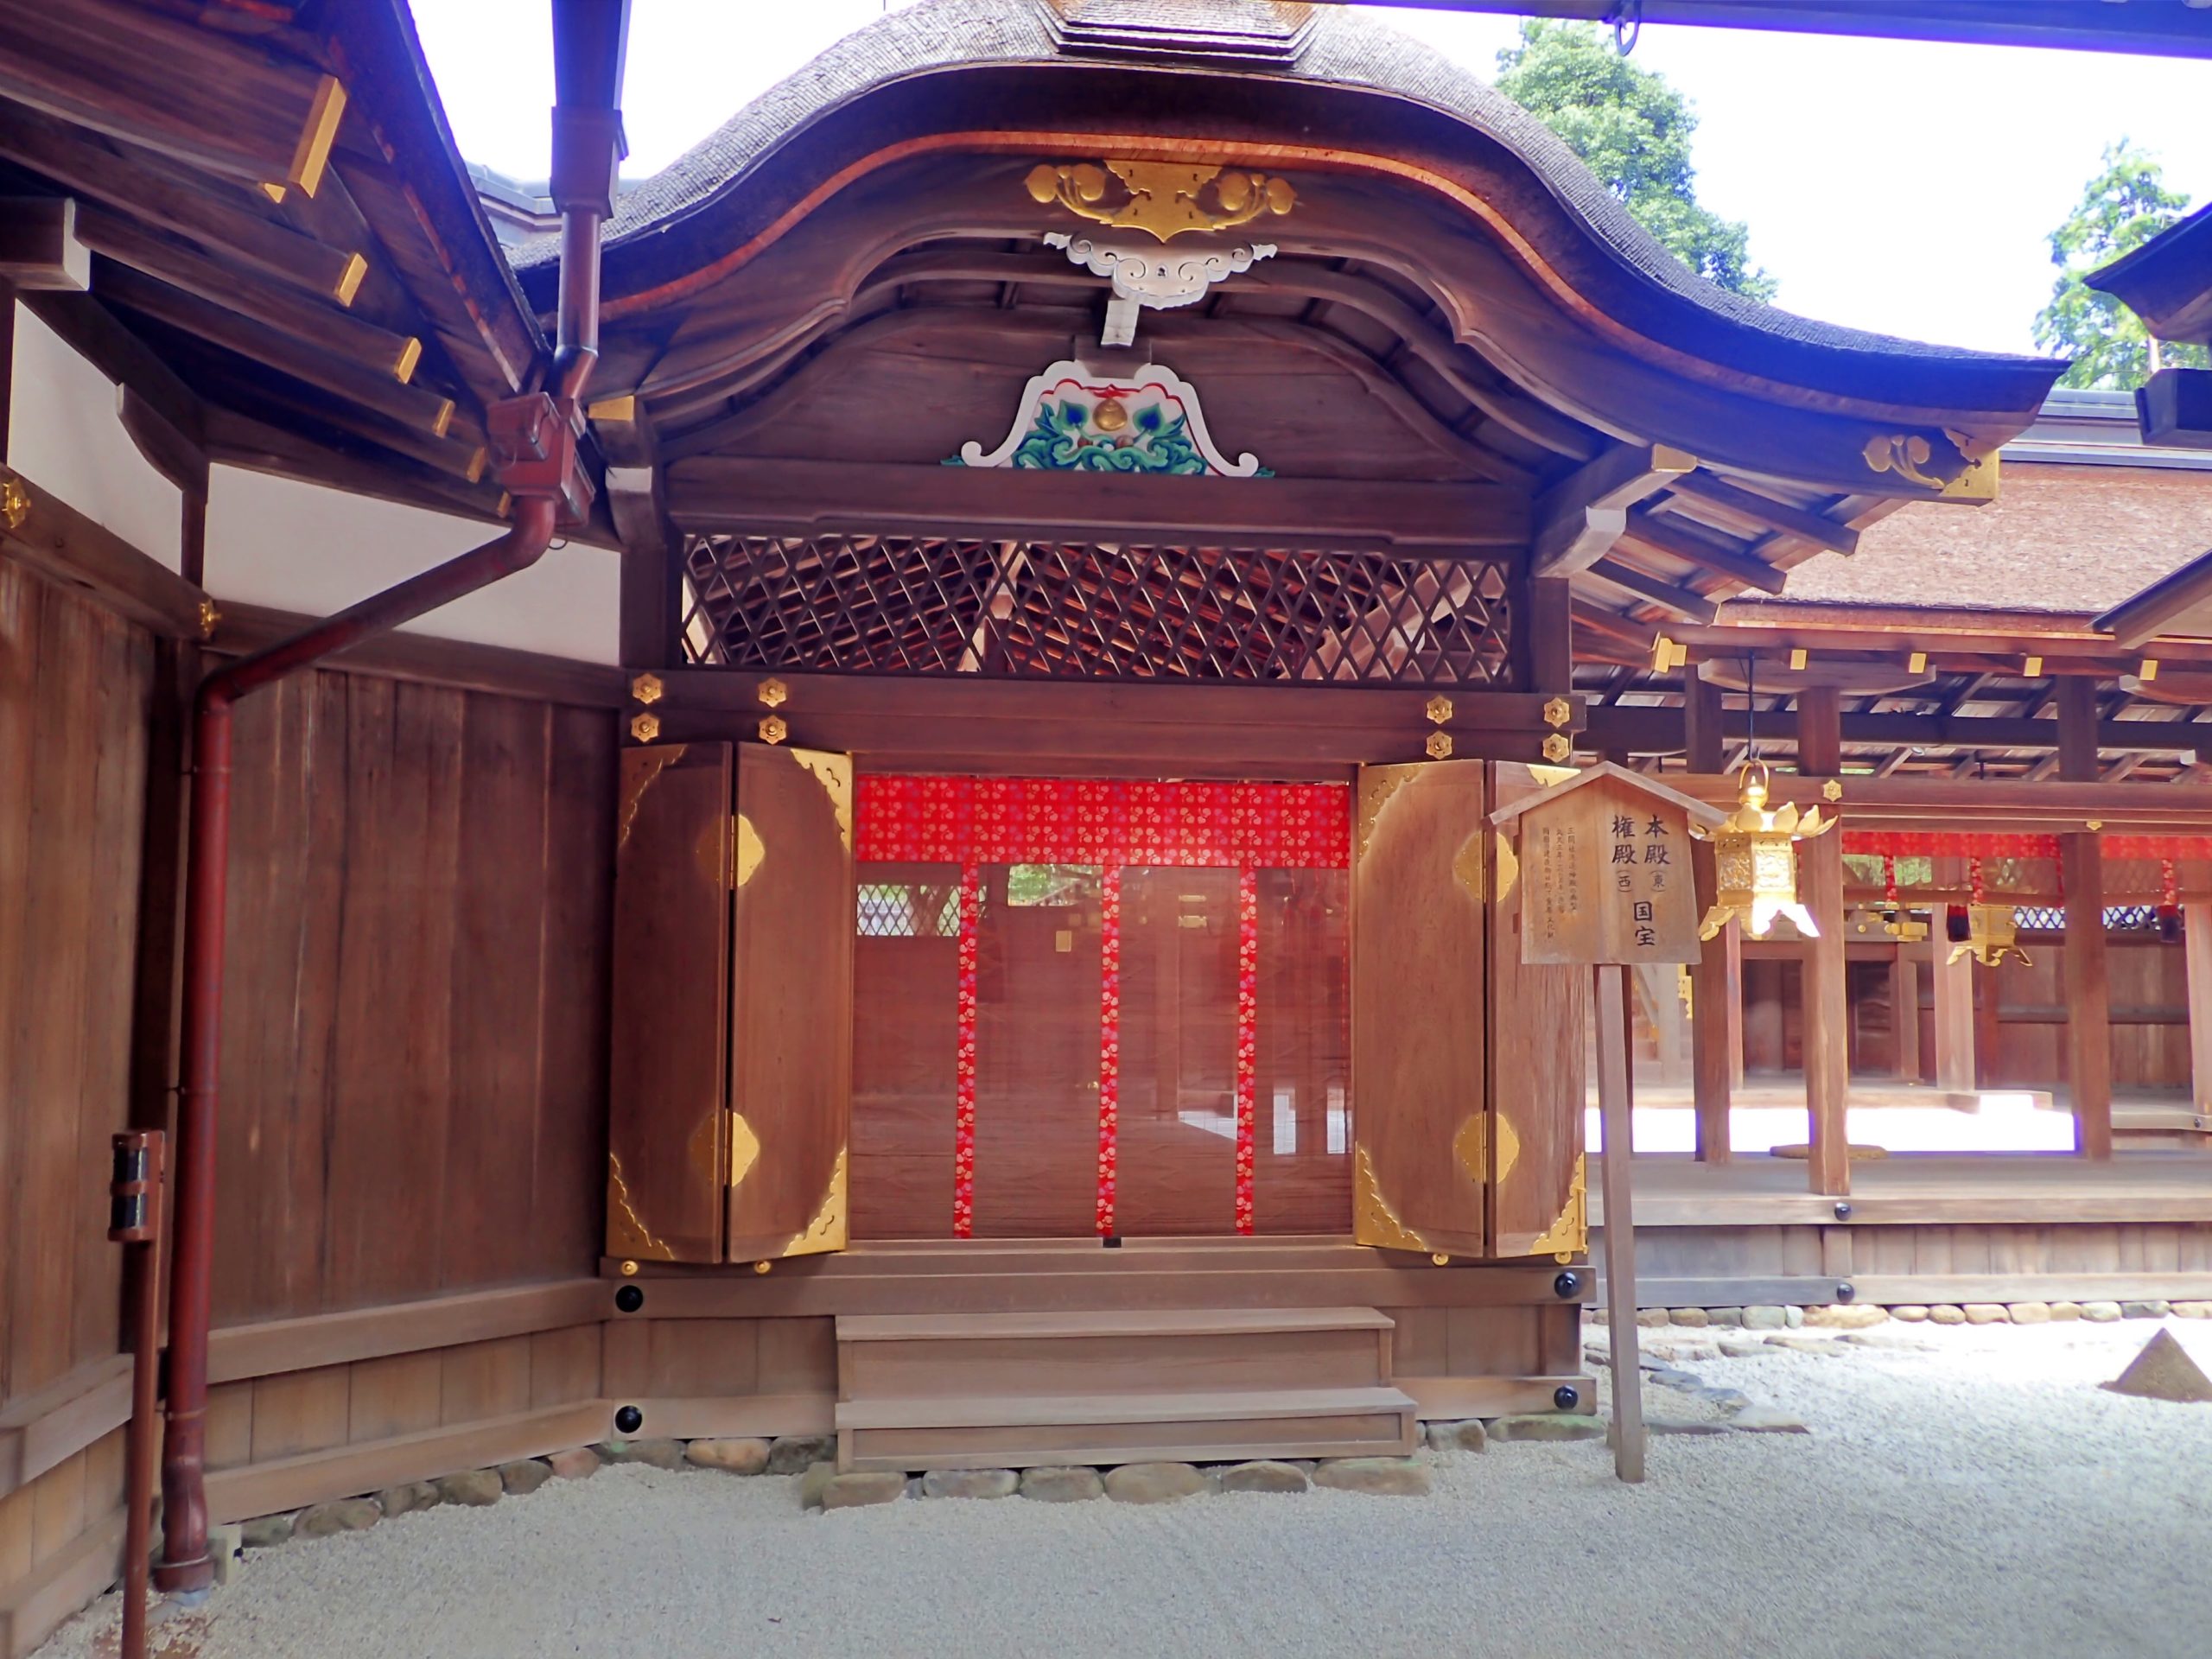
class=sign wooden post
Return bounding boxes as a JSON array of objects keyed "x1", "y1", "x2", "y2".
[{"x1": 1492, "y1": 763, "x2": 1717, "y2": 1483}]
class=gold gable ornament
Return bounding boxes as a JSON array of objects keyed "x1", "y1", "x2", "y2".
[
  {"x1": 1026, "y1": 159, "x2": 1296, "y2": 243},
  {"x1": 1690, "y1": 761, "x2": 1835, "y2": 940}
]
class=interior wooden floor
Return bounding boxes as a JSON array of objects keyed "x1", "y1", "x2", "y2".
[{"x1": 1590, "y1": 1150, "x2": 2212, "y2": 1307}]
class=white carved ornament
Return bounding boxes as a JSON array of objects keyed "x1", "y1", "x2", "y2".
[{"x1": 1045, "y1": 232, "x2": 1277, "y2": 347}]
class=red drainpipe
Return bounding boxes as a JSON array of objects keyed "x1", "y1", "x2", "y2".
[{"x1": 151, "y1": 5, "x2": 628, "y2": 1594}]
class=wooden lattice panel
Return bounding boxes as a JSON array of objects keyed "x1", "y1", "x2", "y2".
[{"x1": 682, "y1": 532, "x2": 1516, "y2": 687}]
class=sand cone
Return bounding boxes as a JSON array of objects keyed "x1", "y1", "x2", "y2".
[{"x1": 2101, "y1": 1329, "x2": 2212, "y2": 1404}]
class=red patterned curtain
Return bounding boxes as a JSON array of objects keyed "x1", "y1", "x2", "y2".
[{"x1": 858, "y1": 776, "x2": 1350, "y2": 1236}]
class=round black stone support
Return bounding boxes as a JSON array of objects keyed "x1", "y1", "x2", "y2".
[
  {"x1": 1553, "y1": 1270, "x2": 1581, "y2": 1299},
  {"x1": 1553, "y1": 1384, "x2": 1580, "y2": 1410},
  {"x1": 613, "y1": 1284, "x2": 645, "y2": 1313},
  {"x1": 613, "y1": 1405, "x2": 644, "y2": 1434},
  {"x1": 1836, "y1": 1281, "x2": 1856, "y2": 1302}
]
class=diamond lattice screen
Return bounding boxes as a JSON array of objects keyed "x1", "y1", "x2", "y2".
[{"x1": 682, "y1": 532, "x2": 1516, "y2": 687}]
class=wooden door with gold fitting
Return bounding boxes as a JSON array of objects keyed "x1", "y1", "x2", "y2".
[
  {"x1": 606, "y1": 741, "x2": 736, "y2": 1263},
  {"x1": 725, "y1": 742, "x2": 854, "y2": 1263},
  {"x1": 1349, "y1": 760, "x2": 1490, "y2": 1259},
  {"x1": 1487, "y1": 761, "x2": 1588, "y2": 1262},
  {"x1": 603, "y1": 741, "x2": 855, "y2": 1266}
]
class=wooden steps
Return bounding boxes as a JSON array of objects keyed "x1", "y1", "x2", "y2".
[{"x1": 834, "y1": 1306, "x2": 1416, "y2": 1472}]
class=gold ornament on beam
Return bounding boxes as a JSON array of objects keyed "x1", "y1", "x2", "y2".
[
  {"x1": 1025, "y1": 159, "x2": 1296, "y2": 243},
  {"x1": 1688, "y1": 760, "x2": 1835, "y2": 940},
  {"x1": 1948, "y1": 901, "x2": 2030, "y2": 969}
]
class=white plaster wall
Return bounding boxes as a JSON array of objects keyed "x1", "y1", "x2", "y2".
[
  {"x1": 204, "y1": 466, "x2": 620, "y2": 664},
  {"x1": 8, "y1": 302, "x2": 183, "y2": 569}
]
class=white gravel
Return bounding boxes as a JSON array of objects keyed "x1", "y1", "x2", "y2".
[{"x1": 41, "y1": 1321, "x2": 2212, "y2": 1659}]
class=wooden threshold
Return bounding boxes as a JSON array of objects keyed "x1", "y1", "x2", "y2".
[{"x1": 836, "y1": 1306, "x2": 1395, "y2": 1341}]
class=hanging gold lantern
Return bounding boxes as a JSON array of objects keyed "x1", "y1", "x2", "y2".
[
  {"x1": 1948, "y1": 902, "x2": 2030, "y2": 969},
  {"x1": 1689, "y1": 761, "x2": 1835, "y2": 940}
]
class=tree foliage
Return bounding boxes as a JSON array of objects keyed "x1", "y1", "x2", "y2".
[
  {"x1": 1495, "y1": 20, "x2": 1773, "y2": 300},
  {"x1": 2033, "y1": 140, "x2": 2208, "y2": 389}
]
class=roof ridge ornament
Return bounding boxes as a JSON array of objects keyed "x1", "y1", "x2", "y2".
[{"x1": 1027, "y1": 159, "x2": 1296, "y2": 243}]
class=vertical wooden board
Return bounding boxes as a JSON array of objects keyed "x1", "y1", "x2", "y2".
[
  {"x1": 536, "y1": 708, "x2": 616, "y2": 1277},
  {"x1": 440, "y1": 1337, "x2": 532, "y2": 1425},
  {"x1": 203, "y1": 1381, "x2": 254, "y2": 1471},
  {"x1": 346, "y1": 1351, "x2": 444, "y2": 1442},
  {"x1": 529, "y1": 1325, "x2": 603, "y2": 1408},
  {"x1": 0, "y1": 563, "x2": 37, "y2": 1412},
  {"x1": 443, "y1": 692, "x2": 552, "y2": 1289},
  {"x1": 727, "y1": 746, "x2": 854, "y2": 1263},
  {"x1": 1489, "y1": 764, "x2": 1587, "y2": 1261},
  {"x1": 601, "y1": 1319, "x2": 650, "y2": 1400},
  {"x1": 325, "y1": 680, "x2": 466, "y2": 1309},
  {"x1": 79, "y1": 1426, "x2": 124, "y2": 1518},
  {"x1": 756, "y1": 1318, "x2": 838, "y2": 1394},
  {"x1": 70, "y1": 606, "x2": 149, "y2": 1375},
  {"x1": 645, "y1": 1320, "x2": 760, "y2": 1397},
  {"x1": 1447, "y1": 1306, "x2": 1541, "y2": 1376},
  {"x1": 27, "y1": 1452, "x2": 86, "y2": 1569},
  {"x1": 250, "y1": 1366, "x2": 352, "y2": 1462},
  {"x1": 0, "y1": 1478, "x2": 34, "y2": 1588},
  {"x1": 1385, "y1": 1306, "x2": 1447, "y2": 1376},
  {"x1": 10, "y1": 587, "x2": 99, "y2": 1401},
  {"x1": 1350, "y1": 760, "x2": 1487, "y2": 1258},
  {"x1": 607, "y1": 741, "x2": 734, "y2": 1264}
]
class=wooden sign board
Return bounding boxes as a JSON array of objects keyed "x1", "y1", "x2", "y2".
[{"x1": 1491, "y1": 763, "x2": 1717, "y2": 967}]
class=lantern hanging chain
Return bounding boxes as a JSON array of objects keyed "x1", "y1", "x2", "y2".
[{"x1": 1744, "y1": 654, "x2": 1756, "y2": 774}]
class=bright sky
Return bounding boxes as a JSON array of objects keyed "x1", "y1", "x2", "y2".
[{"x1": 412, "y1": 2, "x2": 2212, "y2": 358}]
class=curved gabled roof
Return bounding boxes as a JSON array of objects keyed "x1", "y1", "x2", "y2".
[{"x1": 515, "y1": 0, "x2": 2054, "y2": 416}]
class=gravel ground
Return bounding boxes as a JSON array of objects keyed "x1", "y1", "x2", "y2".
[{"x1": 41, "y1": 1320, "x2": 2212, "y2": 1659}]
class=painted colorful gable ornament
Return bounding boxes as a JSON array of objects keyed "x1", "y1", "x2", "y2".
[{"x1": 951, "y1": 359, "x2": 1268, "y2": 478}]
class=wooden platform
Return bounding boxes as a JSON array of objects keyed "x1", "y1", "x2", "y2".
[
  {"x1": 1589, "y1": 1151, "x2": 2212, "y2": 1307},
  {"x1": 833, "y1": 1307, "x2": 1417, "y2": 1471}
]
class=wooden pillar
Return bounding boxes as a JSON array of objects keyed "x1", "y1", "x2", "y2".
[
  {"x1": 2058, "y1": 677, "x2": 2113, "y2": 1160},
  {"x1": 1931, "y1": 938, "x2": 1977, "y2": 1096},
  {"x1": 1797, "y1": 687, "x2": 1850, "y2": 1195},
  {"x1": 2187, "y1": 903, "x2": 2212, "y2": 1116},
  {"x1": 1527, "y1": 575, "x2": 1573, "y2": 696},
  {"x1": 1595, "y1": 963, "x2": 1644, "y2": 1484},
  {"x1": 1891, "y1": 948, "x2": 1921, "y2": 1081},
  {"x1": 1684, "y1": 671, "x2": 1734, "y2": 1161}
]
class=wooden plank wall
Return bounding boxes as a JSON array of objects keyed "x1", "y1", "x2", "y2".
[
  {"x1": 0, "y1": 558, "x2": 153, "y2": 1653},
  {"x1": 212, "y1": 669, "x2": 618, "y2": 1323},
  {"x1": 0, "y1": 559, "x2": 153, "y2": 1418}
]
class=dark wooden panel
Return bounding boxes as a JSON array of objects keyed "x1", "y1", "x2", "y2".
[
  {"x1": 605, "y1": 741, "x2": 734, "y2": 1264},
  {"x1": 1351, "y1": 760, "x2": 1488, "y2": 1259},
  {"x1": 0, "y1": 558, "x2": 151, "y2": 1414},
  {"x1": 727, "y1": 745, "x2": 855, "y2": 1262},
  {"x1": 211, "y1": 668, "x2": 620, "y2": 1319},
  {"x1": 1489, "y1": 763, "x2": 1588, "y2": 1260}
]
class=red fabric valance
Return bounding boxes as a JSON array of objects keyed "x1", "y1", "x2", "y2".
[
  {"x1": 1844, "y1": 831, "x2": 2212, "y2": 862},
  {"x1": 856, "y1": 776, "x2": 1350, "y2": 868}
]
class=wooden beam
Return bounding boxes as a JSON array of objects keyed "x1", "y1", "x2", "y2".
[
  {"x1": 1665, "y1": 472, "x2": 1860, "y2": 556},
  {"x1": 0, "y1": 103, "x2": 367, "y2": 303},
  {"x1": 1797, "y1": 686, "x2": 1850, "y2": 1196},
  {"x1": 18, "y1": 288, "x2": 202, "y2": 442},
  {"x1": 1531, "y1": 442, "x2": 1694, "y2": 576},
  {"x1": 667, "y1": 457, "x2": 1529, "y2": 550},
  {"x1": 117, "y1": 385, "x2": 206, "y2": 494},
  {"x1": 90, "y1": 244, "x2": 422, "y2": 386},
  {"x1": 0, "y1": 194, "x2": 88, "y2": 290},
  {"x1": 0, "y1": 0, "x2": 346, "y2": 196},
  {"x1": 0, "y1": 463, "x2": 205, "y2": 636},
  {"x1": 1588, "y1": 556, "x2": 1718, "y2": 623},
  {"x1": 101, "y1": 266, "x2": 454, "y2": 435},
  {"x1": 1582, "y1": 703, "x2": 2210, "y2": 757},
  {"x1": 1618, "y1": 507, "x2": 1790, "y2": 594},
  {"x1": 1685, "y1": 674, "x2": 1735, "y2": 1162}
]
